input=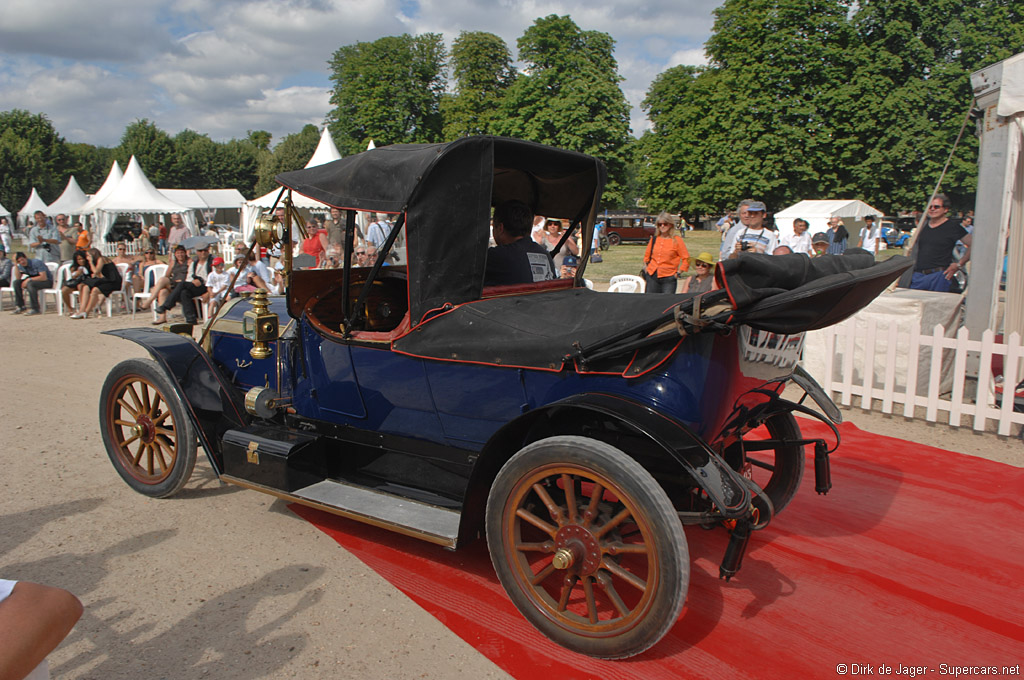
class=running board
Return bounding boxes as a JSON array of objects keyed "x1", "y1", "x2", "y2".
[{"x1": 220, "y1": 475, "x2": 461, "y2": 549}]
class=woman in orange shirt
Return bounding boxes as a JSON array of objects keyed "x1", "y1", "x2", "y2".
[{"x1": 642, "y1": 212, "x2": 689, "y2": 293}]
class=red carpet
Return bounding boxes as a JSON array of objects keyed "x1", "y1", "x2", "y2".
[{"x1": 290, "y1": 420, "x2": 1024, "y2": 678}]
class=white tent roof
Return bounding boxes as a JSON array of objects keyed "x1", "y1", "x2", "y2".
[
  {"x1": 47, "y1": 175, "x2": 89, "y2": 215},
  {"x1": 0, "y1": 200, "x2": 9, "y2": 219},
  {"x1": 17, "y1": 188, "x2": 49, "y2": 229},
  {"x1": 774, "y1": 199, "x2": 884, "y2": 240},
  {"x1": 78, "y1": 161, "x2": 123, "y2": 213},
  {"x1": 91, "y1": 156, "x2": 190, "y2": 214},
  {"x1": 159, "y1": 188, "x2": 246, "y2": 210},
  {"x1": 305, "y1": 128, "x2": 342, "y2": 168}
]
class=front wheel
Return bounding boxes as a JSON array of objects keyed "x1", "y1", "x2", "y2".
[
  {"x1": 486, "y1": 436, "x2": 688, "y2": 658},
  {"x1": 100, "y1": 358, "x2": 197, "y2": 498},
  {"x1": 606, "y1": 232, "x2": 621, "y2": 246}
]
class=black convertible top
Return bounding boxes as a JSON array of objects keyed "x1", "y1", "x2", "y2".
[
  {"x1": 392, "y1": 250, "x2": 911, "y2": 376},
  {"x1": 277, "y1": 136, "x2": 606, "y2": 325}
]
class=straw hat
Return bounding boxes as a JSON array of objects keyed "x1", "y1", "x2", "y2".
[{"x1": 694, "y1": 252, "x2": 715, "y2": 266}]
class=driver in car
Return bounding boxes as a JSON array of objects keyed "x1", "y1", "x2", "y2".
[{"x1": 484, "y1": 200, "x2": 555, "y2": 286}]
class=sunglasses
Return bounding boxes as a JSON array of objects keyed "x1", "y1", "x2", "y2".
[
  {"x1": 928, "y1": 204, "x2": 945, "y2": 210},
  {"x1": 695, "y1": 262, "x2": 711, "y2": 267}
]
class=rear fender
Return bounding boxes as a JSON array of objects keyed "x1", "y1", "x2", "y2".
[
  {"x1": 103, "y1": 328, "x2": 249, "y2": 473},
  {"x1": 460, "y1": 392, "x2": 751, "y2": 542}
]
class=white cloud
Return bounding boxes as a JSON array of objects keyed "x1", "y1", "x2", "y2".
[{"x1": 0, "y1": 0, "x2": 723, "y2": 147}]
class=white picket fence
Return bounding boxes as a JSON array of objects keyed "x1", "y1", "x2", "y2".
[{"x1": 811, "y1": 320, "x2": 1024, "y2": 437}]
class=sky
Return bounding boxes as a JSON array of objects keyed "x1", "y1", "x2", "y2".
[{"x1": 0, "y1": 0, "x2": 720, "y2": 149}]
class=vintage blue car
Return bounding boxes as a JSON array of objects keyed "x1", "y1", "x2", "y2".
[{"x1": 99, "y1": 136, "x2": 909, "y2": 658}]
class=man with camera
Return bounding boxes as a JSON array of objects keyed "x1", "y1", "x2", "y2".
[
  {"x1": 721, "y1": 200, "x2": 777, "y2": 258},
  {"x1": 28, "y1": 210, "x2": 60, "y2": 264}
]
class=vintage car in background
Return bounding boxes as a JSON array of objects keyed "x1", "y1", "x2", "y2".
[
  {"x1": 601, "y1": 211, "x2": 657, "y2": 245},
  {"x1": 99, "y1": 136, "x2": 910, "y2": 658}
]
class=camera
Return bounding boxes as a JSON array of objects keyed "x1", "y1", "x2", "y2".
[{"x1": 740, "y1": 241, "x2": 751, "y2": 251}]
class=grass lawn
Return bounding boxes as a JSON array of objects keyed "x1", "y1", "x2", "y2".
[
  {"x1": 582, "y1": 230, "x2": 724, "y2": 284},
  {"x1": 581, "y1": 230, "x2": 908, "y2": 284}
]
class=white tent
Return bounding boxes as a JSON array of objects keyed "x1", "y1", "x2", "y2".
[
  {"x1": 160, "y1": 188, "x2": 246, "y2": 225},
  {"x1": 47, "y1": 175, "x2": 89, "y2": 216},
  {"x1": 305, "y1": 128, "x2": 343, "y2": 168},
  {"x1": 773, "y1": 199, "x2": 884, "y2": 241},
  {"x1": 90, "y1": 156, "x2": 193, "y2": 240},
  {"x1": 241, "y1": 129, "x2": 340, "y2": 240},
  {"x1": 0, "y1": 200, "x2": 9, "y2": 221},
  {"x1": 17, "y1": 188, "x2": 49, "y2": 230},
  {"x1": 79, "y1": 161, "x2": 123, "y2": 215}
]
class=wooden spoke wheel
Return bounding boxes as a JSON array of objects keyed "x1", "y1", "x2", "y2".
[
  {"x1": 100, "y1": 358, "x2": 196, "y2": 498},
  {"x1": 486, "y1": 436, "x2": 688, "y2": 659}
]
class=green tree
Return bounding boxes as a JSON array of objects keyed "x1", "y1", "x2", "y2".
[
  {"x1": 216, "y1": 138, "x2": 261, "y2": 197},
  {"x1": 0, "y1": 109, "x2": 68, "y2": 211},
  {"x1": 254, "y1": 124, "x2": 322, "y2": 195},
  {"x1": 247, "y1": 130, "x2": 272, "y2": 152},
  {"x1": 441, "y1": 31, "x2": 515, "y2": 140},
  {"x1": 326, "y1": 34, "x2": 447, "y2": 155},
  {"x1": 65, "y1": 143, "x2": 115, "y2": 195},
  {"x1": 494, "y1": 15, "x2": 633, "y2": 207},
  {"x1": 171, "y1": 129, "x2": 223, "y2": 189},
  {"x1": 833, "y1": 0, "x2": 1024, "y2": 210},
  {"x1": 116, "y1": 119, "x2": 176, "y2": 186},
  {"x1": 637, "y1": 0, "x2": 1024, "y2": 215}
]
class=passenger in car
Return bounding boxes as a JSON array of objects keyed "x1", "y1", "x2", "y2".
[{"x1": 484, "y1": 200, "x2": 555, "y2": 286}]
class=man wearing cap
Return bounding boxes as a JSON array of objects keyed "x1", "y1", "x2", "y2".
[
  {"x1": 858, "y1": 215, "x2": 880, "y2": 257},
  {"x1": 722, "y1": 200, "x2": 777, "y2": 258},
  {"x1": 559, "y1": 254, "x2": 580, "y2": 279},
  {"x1": 811, "y1": 232, "x2": 830, "y2": 257}
]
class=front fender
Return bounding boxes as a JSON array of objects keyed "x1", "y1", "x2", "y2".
[{"x1": 103, "y1": 328, "x2": 249, "y2": 473}]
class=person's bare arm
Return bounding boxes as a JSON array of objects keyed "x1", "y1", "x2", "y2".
[{"x1": 0, "y1": 582, "x2": 83, "y2": 680}]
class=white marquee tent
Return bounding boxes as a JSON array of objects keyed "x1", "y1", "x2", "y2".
[
  {"x1": 241, "y1": 128, "x2": 343, "y2": 240},
  {"x1": 0, "y1": 200, "x2": 9, "y2": 221},
  {"x1": 47, "y1": 175, "x2": 89, "y2": 216},
  {"x1": 90, "y1": 156, "x2": 193, "y2": 240},
  {"x1": 17, "y1": 188, "x2": 49, "y2": 230},
  {"x1": 78, "y1": 161, "x2": 123, "y2": 216},
  {"x1": 773, "y1": 199, "x2": 885, "y2": 241}
]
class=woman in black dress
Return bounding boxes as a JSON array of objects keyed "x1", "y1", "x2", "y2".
[{"x1": 71, "y1": 248, "x2": 123, "y2": 319}]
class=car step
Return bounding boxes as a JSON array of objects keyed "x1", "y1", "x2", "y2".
[{"x1": 221, "y1": 474, "x2": 461, "y2": 548}]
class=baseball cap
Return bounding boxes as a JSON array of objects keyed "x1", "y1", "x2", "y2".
[
  {"x1": 746, "y1": 201, "x2": 767, "y2": 212},
  {"x1": 212, "y1": 257, "x2": 224, "y2": 266},
  {"x1": 562, "y1": 255, "x2": 580, "y2": 267},
  {"x1": 812, "y1": 232, "x2": 830, "y2": 244}
]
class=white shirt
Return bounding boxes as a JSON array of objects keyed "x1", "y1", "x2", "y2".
[
  {"x1": 723, "y1": 226, "x2": 778, "y2": 257},
  {"x1": 206, "y1": 269, "x2": 230, "y2": 298},
  {"x1": 781, "y1": 231, "x2": 813, "y2": 255},
  {"x1": 859, "y1": 224, "x2": 880, "y2": 254}
]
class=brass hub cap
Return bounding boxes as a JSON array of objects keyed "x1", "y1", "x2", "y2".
[{"x1": 554, "y1": 525, "x2": 601, "y2": 574}]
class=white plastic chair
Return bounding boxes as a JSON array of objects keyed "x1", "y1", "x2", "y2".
[
  {"x1": 0, "y1": 278, "x2": 14, "y2": 310},
  {"x1": 583, "y1": 278, "x2": 594, "y2": 290},
  {"x1": 103, "y1": 263, "x2": 133, "y2": 317},
  {"x1": 42, "y1": 262, "x2": 72, "y2": 314},
  {"x1": 609, "y1": 274, "x2": 646, "y2": 293},
  {"x1": 131, "y1": 264, "x2": 167, "y2": 319}
]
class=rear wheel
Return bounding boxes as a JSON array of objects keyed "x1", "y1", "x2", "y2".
[
  {"x1": 607, "y1": 232, "x2": 621, "y2": 246},
  {"x1": 729, "y1": 412, "x2": 805, "y2": 514},
  {"x1": 486, "y1": 436, "x2": 688, "y2": 658},
  {"x1": 100, "y1": 358, "x2": 197, "y2": 498}
]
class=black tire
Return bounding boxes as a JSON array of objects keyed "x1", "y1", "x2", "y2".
[
  {"x1": 607, "y1": 232, "x2": 621, "y2": 246},
  {"x1": 99, "y1": 358, "x2": 197, "y2": 498},
  {"x1": 734, "y1": 412, "x2": 805, "y2": 514},
  {"x1": 486, "y1": 436, "x2": 688, "y2": 658}
]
